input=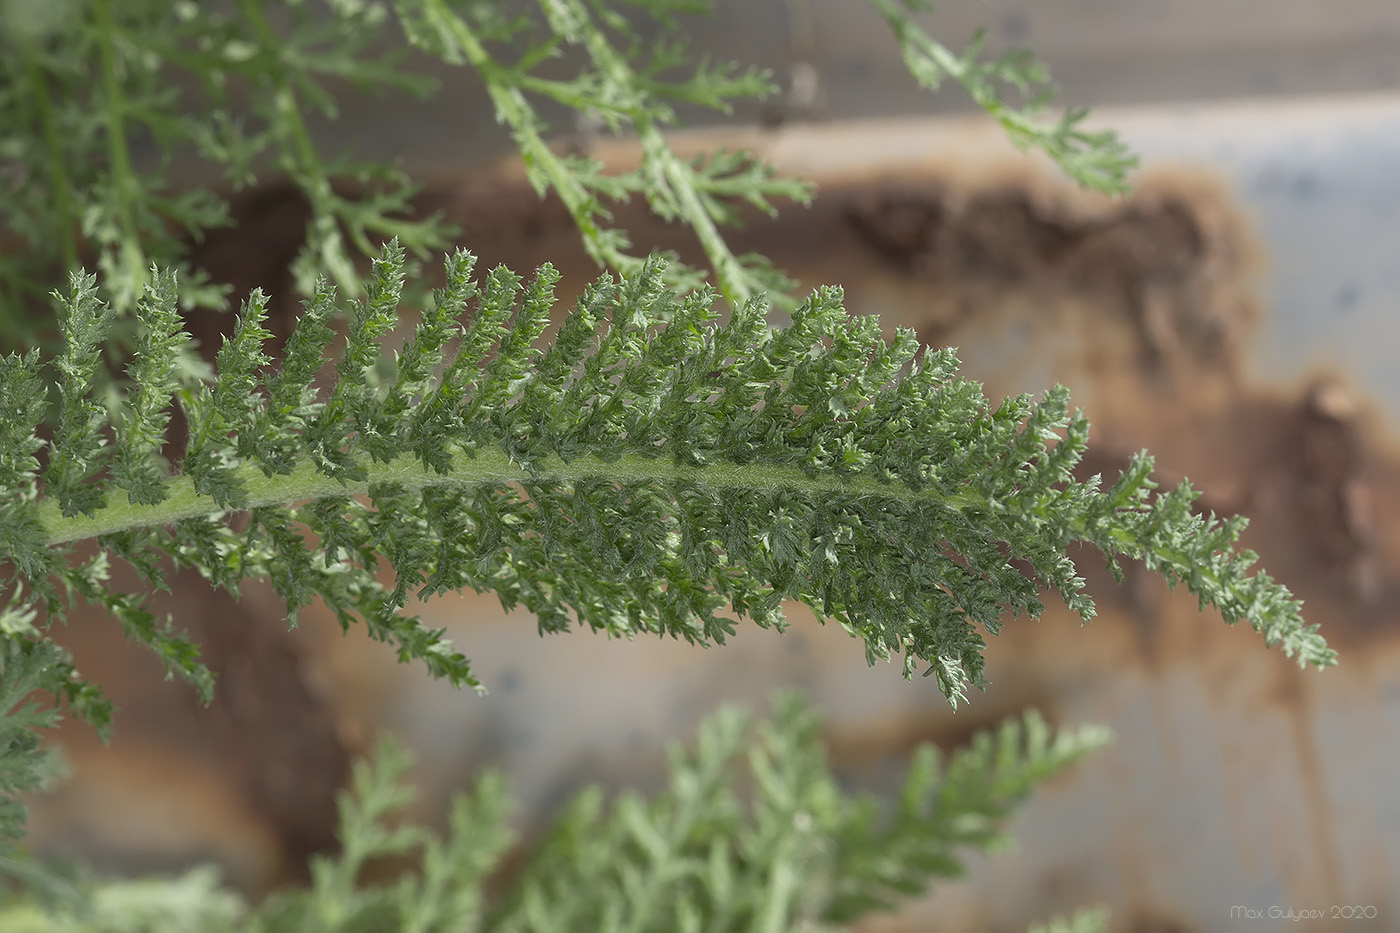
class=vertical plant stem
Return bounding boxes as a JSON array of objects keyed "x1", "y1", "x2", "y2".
[
  {"x1": 24, "y1": 53, "x2": 78, "y2": 275},
  {"x1": 425, "y1": 0, "x2": 640, "y2": 274},
  {"x1": 235, "y1": 0, "x2": 358, "y2": 294},
  {"x1": 93, "y1": 0, "x2": 148, "y2": 300},
  {"x1": 550, "y1": 0, "x2": 755, "y2": 305}
]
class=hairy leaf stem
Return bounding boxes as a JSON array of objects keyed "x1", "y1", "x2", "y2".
[
  {"x1": 34, "y1": 447, "x2": 984, "y2": 546},
  {"x1": 37, "y1": 442, "x2": 1282, "y2": 666}
]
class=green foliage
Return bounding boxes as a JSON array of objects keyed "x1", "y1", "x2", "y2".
[
  {"x1": 0, "y1": 693, "x2": 1109, "y2": 932},
  {"x1": 0, "y1": 638, "x2": 91, "y2": 849},
  {"x1": 0, "y1": 0, "x2": 449, "y2": 336},
  {"x1": 869, "y1": 0, "x2": 1137, "y2": 195},
  {"x1": 1, "y1": 0, "x2": 1137, "y2": 338},
  {"x1": 395, "y1": 0, "x2": 811, "y2": 304},
  {"x1": 249, "y1": 734, "x2": 513, "y2": 932},
  {"x1": 2, "y1": 243, "x2": 1332, "y2": 732},
  {"x1": 1028, "y1": 906, "x2": 1111, "y2": 933},
  {"x1": 0, "y1": 867, "x2": 245, "y2": 933},
  {"x1": 487, "y1": 696, "x2": 1108, "y2": 931}
]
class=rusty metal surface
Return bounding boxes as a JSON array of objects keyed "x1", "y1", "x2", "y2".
[{"x1": 1096, "y1": 95, "x2": 1400, "y2": 427}]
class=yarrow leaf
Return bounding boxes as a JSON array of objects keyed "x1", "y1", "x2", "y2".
[
  {"x1": 0, "y1": 692, "x2": 1104, "y2": 928},
  {"x1": 868, "y1": 0, "x2": 1138, "y2": 195},
  {"x1": 1, "y1": 242, "x2": 1333, "y2": 734}
]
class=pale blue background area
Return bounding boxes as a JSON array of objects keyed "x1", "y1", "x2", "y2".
[{"x1": 1106, "y1": 95, "x2": 1400, "y2": 421}]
